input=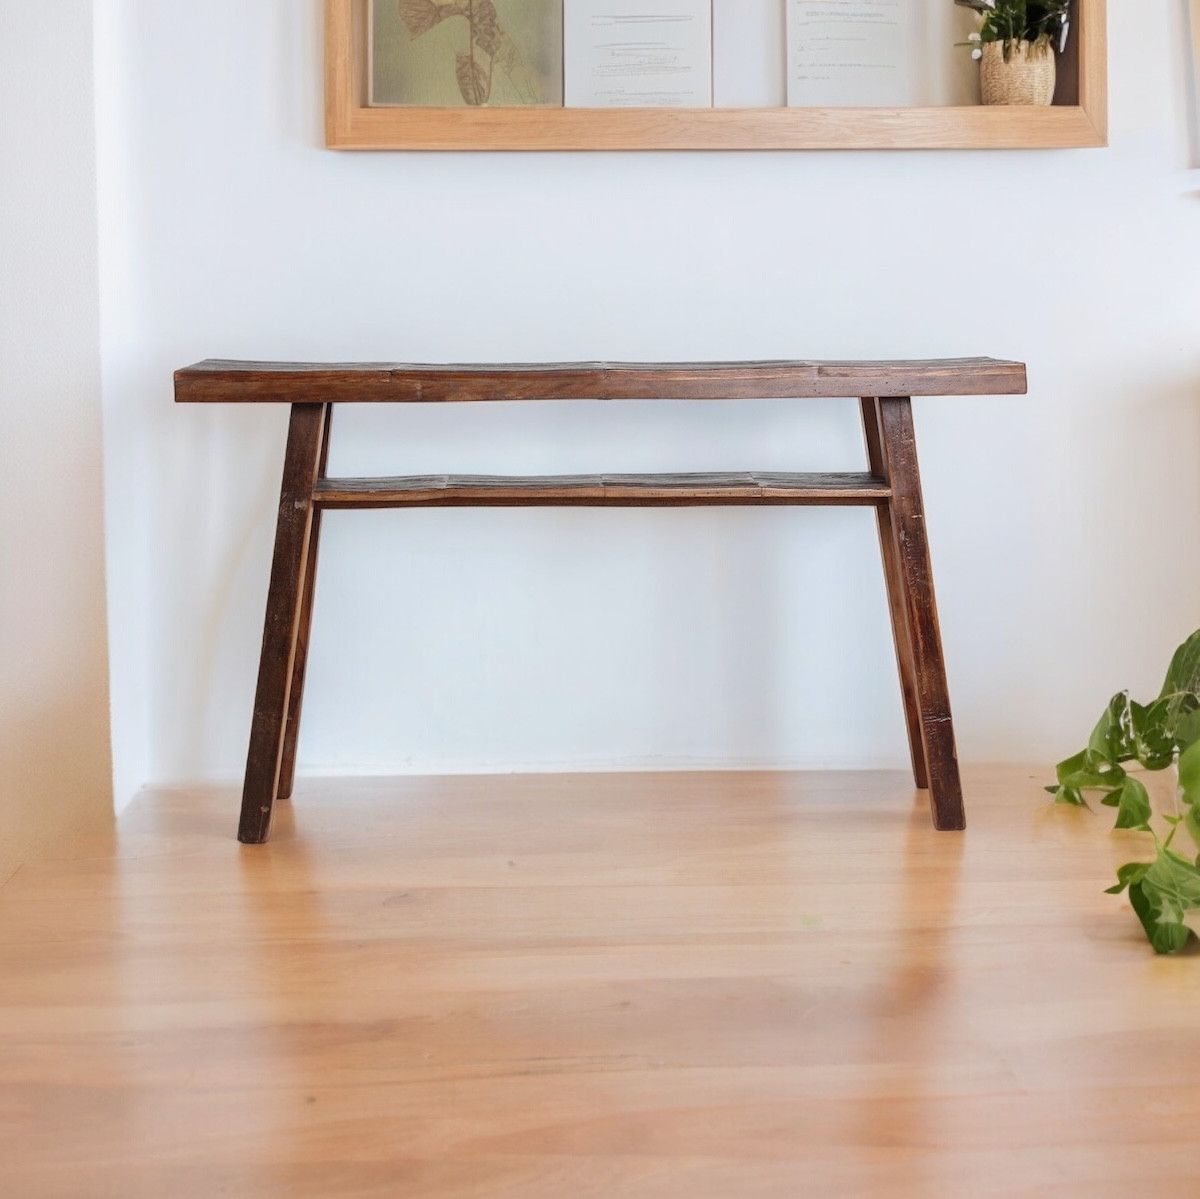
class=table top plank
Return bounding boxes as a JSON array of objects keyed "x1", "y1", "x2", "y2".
[{"x1": 175, "y1": 359, "x2": 1027, "y2": 403}]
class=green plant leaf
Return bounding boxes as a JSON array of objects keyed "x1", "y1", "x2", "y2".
[
  {"x1": 1159, "y1": 630, "x2": 1200, "y2": 699},
  {"x1": 1048, "y1": 784, "x2": 1086, "y2": 806},
  {"x1": 1106, "y1": 860, "x2": 1150, "y2": 895},
  {"x1": 1111, "y1": 776, "x2": 1152, "y2": 831},
  {"x1": 1145, "y1": 846, "x2": 1200, "y2": 914},
  {"x1": 1118, "y1": 844, "x2": 1200, "y2": 954},
  {"x1": 1107, "y1": 839, "x2": 1200, "y2": 953},
  {"x1": 1178, "y1": 738, "x2": 1200, "y2": 808},
  {"x1": 1131, "y1": 697, "x2": 1178, "y2": 770},
  {"x1": 1186, "y1": 804, "x2": 1200, "y2": 857},
  {"x1": 1047, "y1": 746, "x2": 1135, "y2": 809},
  {"x1": 1053, "y1": 749, "x2": 1088, "y2": 784},
  {"x1": 1055, "y1": 750, "x2": 1125, "y2": 791},
  {"x1": 1128, "y1": 880, "x2": 1193, "y2": 955},
  {"x1": 1087, "y1": 692, "x2": 1136, "y2": 764},
  {"x1": 1049, "y1": 629, "x2": 1200, "y2": 950},
  {"x1": 1174, "y1": 703, "x2": 1200, "y2": 751}
]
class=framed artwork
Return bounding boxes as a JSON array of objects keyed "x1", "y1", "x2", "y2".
[
  {"x1": 371, "y1": 0, "x2": 564, "y2": 107},
  {"x1": 328, "y1": 0, "x2": 1108, "y2": 150}
]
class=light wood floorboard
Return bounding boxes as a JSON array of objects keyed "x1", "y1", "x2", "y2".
[{"x1": 1, "y1": 767, "x2": 1198, "y2": 1198}]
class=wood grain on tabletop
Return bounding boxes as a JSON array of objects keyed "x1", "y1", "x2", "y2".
[{"x1": 173, "y1": 358, "x2": 1030, "y2": 403}]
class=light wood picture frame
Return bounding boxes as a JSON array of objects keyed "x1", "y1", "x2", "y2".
[
  {"x1": 326, "y1": 0, "x2": 1107, "y2": 151},
  {"x1": 1191, "y1": 0, "x2": 1200, "y2": 147}
]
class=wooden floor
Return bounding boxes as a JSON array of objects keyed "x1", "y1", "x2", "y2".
[{"x1": 2, "y1": 768, "x2": 1199, "y2": 1198}]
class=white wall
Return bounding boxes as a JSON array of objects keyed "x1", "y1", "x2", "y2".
[
  {"x1": 95, "y1": 1, "x2": 1200, "y2": 805},
  {"x1": 0, "y1": 3, "x2": 114, "y2": 877}
]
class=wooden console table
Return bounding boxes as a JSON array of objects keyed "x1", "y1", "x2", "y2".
[{"x1": 175, "y1": 358, "x2": 1027, "y2": 843}]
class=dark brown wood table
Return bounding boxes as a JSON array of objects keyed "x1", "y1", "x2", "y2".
[{"x1": 175, "y1": 359, "x2": 1027, "y2": 843}]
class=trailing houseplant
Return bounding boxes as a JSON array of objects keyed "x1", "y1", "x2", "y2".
[
  {"x1": 1048, "y1": 630, "x2": 1200, "y2": 954},
  {"x1": 956, "y1": 0, "x2": 1071, "y2": 105}
]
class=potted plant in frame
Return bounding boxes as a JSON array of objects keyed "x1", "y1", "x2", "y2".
[{"x1": 956, "y1": 0, "x2": 1072, "y2": 106}]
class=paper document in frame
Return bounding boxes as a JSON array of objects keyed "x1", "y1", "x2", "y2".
[
  {"x1": 564, "y1": 0, "x2": 714, "y2": 108},
  {"x1": 787, "y1": 0, "x2": 910, "y2": 107}
]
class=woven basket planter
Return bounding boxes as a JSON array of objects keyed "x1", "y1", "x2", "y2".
[{"x1": 980, "y1": 40, "x2": 1056, "y2": 106}]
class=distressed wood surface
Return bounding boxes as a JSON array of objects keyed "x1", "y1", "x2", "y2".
[
  {"x1": 239, "y1": 404, "x2": 328, "y2": 845},
  {"x1": 876, "y1": 398, "x2": 963, "y2": 831},
  {"x1": 174, "y1": 359, "x2": 1029, "y2": 403},
  {"x1": 186, "y1": 359, "x2": 1024, "y2": 839},
  {"x1": 1, "y1": 768, "x2": 1196, "y2": 1199},
  {"x1": 277, "y1": 405, "x2": 334, "y2": 803},
  {"x1": 313, "y1": 472, "x2": 891, "y2": 509},
  {"x1": 861, "y1": 399, "x2": 928, "y2": 792}
]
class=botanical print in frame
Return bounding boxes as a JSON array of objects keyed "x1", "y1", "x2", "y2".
[{"x1": 371, "y1": 0, "x2": 564, "y2": 107}]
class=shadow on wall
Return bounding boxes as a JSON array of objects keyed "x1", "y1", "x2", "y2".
[{"x1": 0, "y1": 691, "x2": 116, "y2": 887}]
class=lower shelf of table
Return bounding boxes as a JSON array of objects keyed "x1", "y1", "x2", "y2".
[{"x1": 313, "y1": 472, "x2": 891, "y2": 509}]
